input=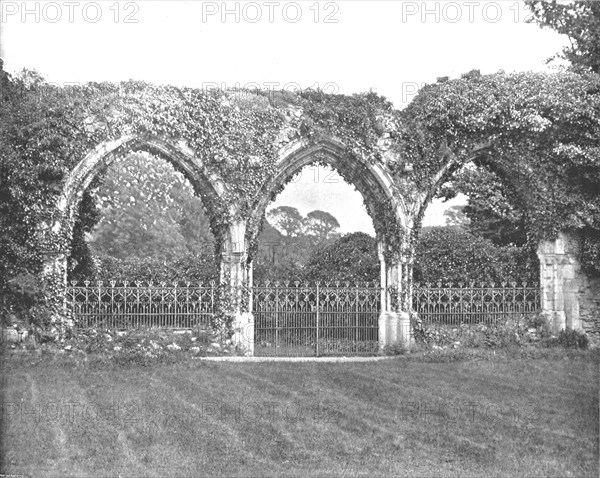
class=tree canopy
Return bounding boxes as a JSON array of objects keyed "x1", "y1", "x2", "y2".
[
  {"x1": 403, "y1": 70, "x2": 600, "y2": 274},
  {"x1": 526, "y1": 0, "x2": 600, "y2": 74},
  {"x1": 438, "y1": 164, "x2": 528, "y2": 247},
  {"x1": 88, "y1": 152, "x2": 214, "y2": 262},
  {"x1": 305, "y1": 210, "x2": 341, "y2": 243},
  {"x1": 266, "y1": 206, "x2": 304, "y2": 238}
]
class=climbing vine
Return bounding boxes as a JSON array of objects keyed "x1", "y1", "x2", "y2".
[{"x1": 1, "y1": 63, "x2": 599, "y2": 328}]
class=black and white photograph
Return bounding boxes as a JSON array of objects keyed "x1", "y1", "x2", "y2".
[{"x1": 1, "y1": 0, "x2": 599, "y2": 476}]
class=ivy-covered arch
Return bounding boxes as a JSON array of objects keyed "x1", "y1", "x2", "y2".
[
  {"x1": 42, "y1": 134, "x2": 229, "y2": 299},
  {"x1": 58, "y1": 134, "x2": 227, "y2": 244},
  {"x1": 246, "y1": 136, "x2": 406, "y2": 259},
  {"x1": 1, "y1": 64, "x2": 598, "y2": 347}
]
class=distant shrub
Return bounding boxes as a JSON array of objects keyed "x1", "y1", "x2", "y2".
[
  {"x1": 302, "y1": 232, "x2": 379, "y2": 284},
  {"x1": 414, "y1": 227, "x2": 538, "y2": 285},
  {"x1": 91, "y1": 253, "x2": 218, "y2": 284}
]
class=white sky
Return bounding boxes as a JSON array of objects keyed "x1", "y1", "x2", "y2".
[{"x1": 0, "y1": 0, "x2": 569, "y2": 234}]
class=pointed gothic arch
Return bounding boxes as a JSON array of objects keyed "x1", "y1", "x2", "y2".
[
  {"x1": 247, "y1": 137, "x2": 408, "y2": 259},
  {"x1": 45, "y1": 134, "x2": 228, "y2": 291}
]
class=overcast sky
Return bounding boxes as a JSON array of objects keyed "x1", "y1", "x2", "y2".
[{"x1": 0, "y1": 1, "x2": 568, "y2": 234}]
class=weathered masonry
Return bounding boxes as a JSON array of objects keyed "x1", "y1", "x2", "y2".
[
  {"x1": 12, "y1": 76, "x2": 595, "y2": 350},
  {"x1": 48, "y1": 133, "x2": 600, "y2": 351},
  {"x1": 49, "y1": 134, "x2": 416, "y2": 353},
  {"x1": 538, "y1": 232, "x2": 600, "y2": 345}
]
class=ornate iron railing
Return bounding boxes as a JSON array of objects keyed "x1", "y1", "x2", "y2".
[
  {"x1": 252, "y1": 281, "x2": 381, "y2": 357},
  {"x1": 412, "y1": 281, "x2": 541, "y2": 325},
  {"x1": 66, "y1": 281, "x2": 541, "y2": 344},
  {"x1": 67, "y1": 281, "x2": 216, "y2": 330}
]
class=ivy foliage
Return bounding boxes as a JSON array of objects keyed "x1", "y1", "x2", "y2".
[
  {"x1": 526, "y1": 0, "x2": 600, "y2": 74},
  {"x1": 1, "y1": 61, "x2": 599, "y2": 316},
  {"x1": 414, "y1": 227, "x2": 538, "y2": 285},
  {"x1": 92, "y1": 253, "x2": 218, "y2": 285},
  {"x1": 402, "y1": 70, "x2": 600, "y2": 274}
]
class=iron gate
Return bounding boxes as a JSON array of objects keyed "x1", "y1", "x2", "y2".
[{"x1": 252, "y1": 282, "x2": 381, "y2": 357}]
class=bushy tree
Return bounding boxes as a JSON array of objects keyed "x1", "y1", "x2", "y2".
[
  {"x1": 253, "y1": 220, "x2": 307, "y2": 283},
  {"x1": 526, "y1": 0, "x2": 600, "y2": 73},
  {"x1": 414, "y1": 227, "x2": 538, "y2": 285},
  {"x1": 443, "y1": 205, "x2": 469, "y2": 228},
  {"x1": 302, "y1": 232, "x2": 379, "y2": 284},
  {"x1": 267, "y1": 206, "x2": 304, "y2": 237},
  {"x1": 88, "y1": 152, "x2": 214, "y2": 264},
  {"x1": 438, "y1": 164, "x2": 528, "y2": 247},
  {"x1": 255, "y1": 208, "x2": 343, "y2": 282},
  {"x1": 305, "y1": 210, "x2": 341, "y2": 244}
]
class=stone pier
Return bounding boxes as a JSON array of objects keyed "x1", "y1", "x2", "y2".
[{"x1": 537, "y1": 231, "x2": 600, "y2": 346}]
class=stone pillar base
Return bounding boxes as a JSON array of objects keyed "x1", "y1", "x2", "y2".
[
  {"x1": 379, "y1": 311, "x2": 414, "y2": 350},
  {"x1": 232, "y1": 312, "x2": 254, "y2": 356},
  {"x1": 540, "y1": 310, "x2": 566, "y2": 334}
]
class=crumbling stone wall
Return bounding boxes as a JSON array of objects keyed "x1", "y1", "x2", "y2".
[
  {"x1": 580, "y1": 274, "x2": 600, "y2": 345},
  {"x1": 537, "y1": 231, "x2": 600, "y2": 346}
]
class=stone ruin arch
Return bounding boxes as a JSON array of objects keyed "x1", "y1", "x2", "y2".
[
  {"x1": 239, "y1": 137, "x2": 414, "y2": 350},
  {"x1": 18, "y1": 75, "x2": 595, "y2": 349},
  {"x1": 47, "y1": 134, "x2": 227, "y2": 293},
  {"x1": 41, "y1": 130, "x2": 600, "y2": 351},
  {"x1": 411, "y1": 144, "x2": 600, "y2": 343},
  {"x1": 44, "y1": 134, "x2": 417, "y2": 351}
]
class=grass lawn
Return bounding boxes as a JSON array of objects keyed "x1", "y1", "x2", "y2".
[{"x1": 1, "y1": 350, "x2": 598, "y2": 477}]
